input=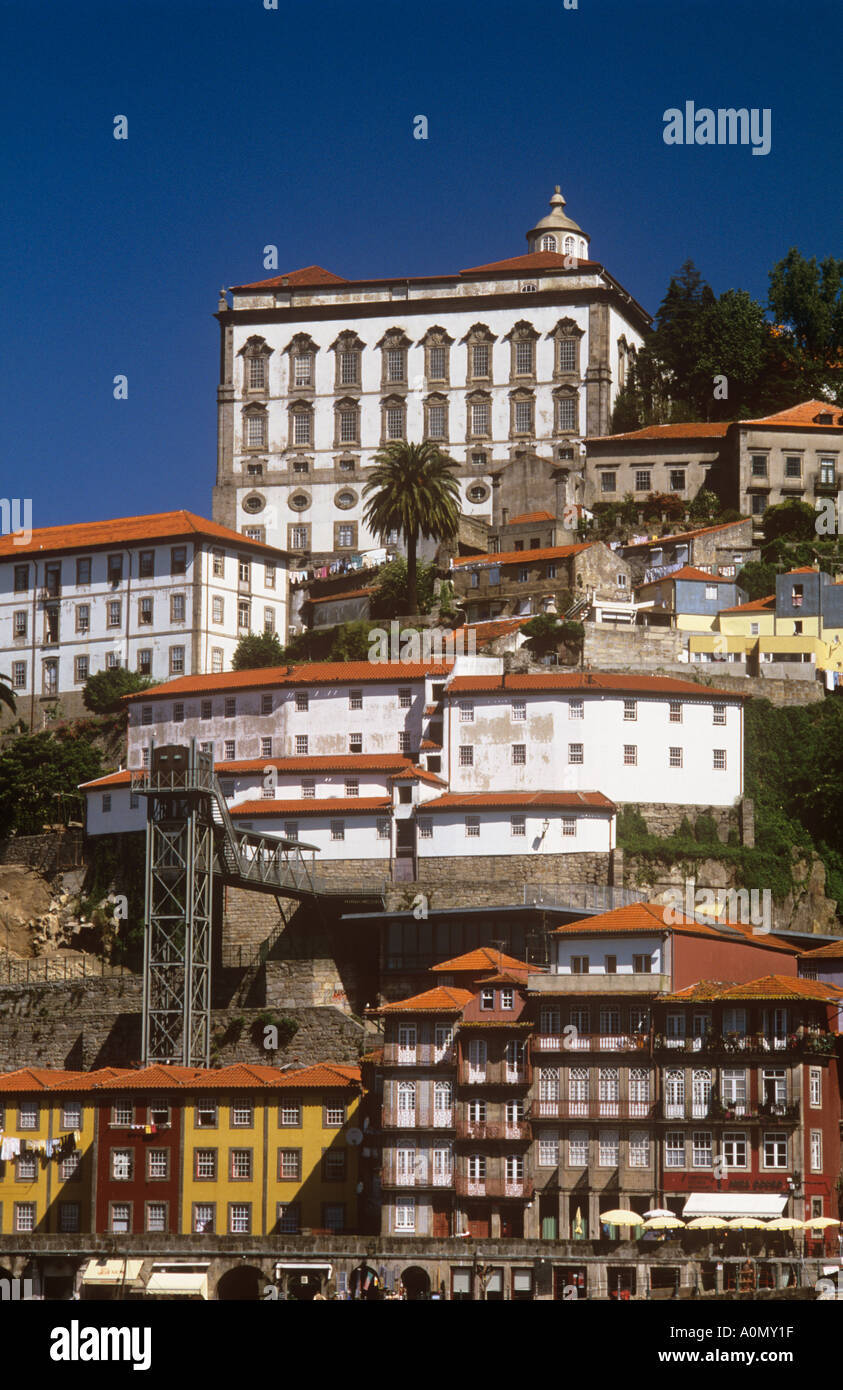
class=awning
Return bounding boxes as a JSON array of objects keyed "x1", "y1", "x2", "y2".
[
  {"x1": 145, "y1": 1271, "x2": 208, "y2": 1298},
  {"x1": 682, "y1": 1194, "x2": 787, "y2": 1220},
  {"x1": 81, "y1": 1258, "x2": 144, "y2": 1286},
  {"x1": 274, "y1": 1262, "x2": 332, "y2": 1275}
]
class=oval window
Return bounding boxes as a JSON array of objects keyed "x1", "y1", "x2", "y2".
[
  {"x1": 243, "y1": 494, "x2": 265, "y2": 513},
  {"x1": 469, "y1": 485, "x2": 488, "y2": 502},
  {"x1": 290, "y1": 493, "x2": 310, "y2": 511}
]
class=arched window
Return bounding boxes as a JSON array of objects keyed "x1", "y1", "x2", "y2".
[
  {"x1": 541, "y1": 234, "x2": 557, "y2": 252},
  {"x1": 564, "y1": 235, "x2": 575, "y2": 255},
  {"x1": 665, "y1": 1069, "x2": 685, "y2": 1117}
]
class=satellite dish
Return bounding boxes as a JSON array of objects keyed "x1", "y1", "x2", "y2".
[{"x1": 346, "y1": 1128, "x2": 364, "y2": 1146}]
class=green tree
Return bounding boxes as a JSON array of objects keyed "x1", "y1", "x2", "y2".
[
  {"x1": 735, "y1": 561, "x2": 778, "y2": 601},
  {"x1": 362, "y1": 440, "x2": 461, "y2": 614},
  {"x1": 768, "y1": 248, "x2": 843, "y2": 401},
  {"x1": 83, "y1": 668, "x2": 155, "y2": 714},
  {"x1": 231, "y1": 631, "x2": 285, "y2": 670},
  {"x1": 0, "y1": 730, "x2": 102, "y2": 837},
  {"x1": 687, "y1": 488, "x2": 721, "y2": 523},
  {"x1": 762, "y1": 499, "x2": 818, "y2": 543},
  {"x1": 370, "y1": 558, "x2": 436, "y2": 619}
]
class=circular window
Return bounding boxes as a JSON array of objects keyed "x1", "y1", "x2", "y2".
[
  {"x1": 289, "y1": 492, "x2": 311, "y2": 511},
  {"x1": 468, "y1": 484, "x2": 490, "y2": 503},
  {"x1": 334, "y1": 489, "x2": 358, "y2": 510},
  {"x1": 242, "y1": 493, "x2": 265, "y2": 514}
]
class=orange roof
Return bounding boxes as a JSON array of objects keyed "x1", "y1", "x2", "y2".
[
  {"x1": 388, "y1": 765, "x2": 447, "y2": 787},
  {"x1": 719, "y1": 595, "x2": 776, "y2": 614},
  {"x1": 505, "y1": 511, "x2": 557, "y2": 525},
  {"x1": 230, "y1": 797, "x2": 391, "y2": 817},
  {"x1": 0, "y1": 509, "x2": 283, "y2": 559},
  {"x1": 461, "y1": 617, "x2": 532, "y2": 647},
  {"x1": 622, "y1": 520, "x2": 750, "y2": 549},
  {"x1": 741, "y1": 400, "x2": 843, "y2": 430},
  {"x1": 422, "y1": 790, "x2": 614, "y2": 811},
  {"x1": 0, "y1": 1063, "x2": 361, "y2": 1093},
  {"x1": 232, "y1": 265, "x2": 349, "y2": 290},
  {"x1": 431, "y1": 948, "x2": 532, "y2": 975},
  {"x1": 715, "y1": 975, "x2": 843, "y2": 1002},
  {"x1": 660, "y1": 980, "x2": 736, "y2": 1002},
  {"x1": 460, "y1": 251, "x2": 597, "y2": 276},
  {"x1": 799, "y1": 939, "x2": 843, "y2": 959},
  {"x1": 378, "y1": 986, "x2": 474, "y2": 1014},
  {"x1": 452, "y1": 542, "x2": 591, "y2": 568},
  {"x1": 81, "y1": 754, "x2": 426, "y2": 790},
  {"x1": 639, "y1": 565, "x2": 737, "y2": 586},
  {"x1": 552, "y1": 901, "x2": 798, "y2": 953},
  {"x1": 307, "y1": 587, "x2": 376, "y2": 605},
  {"x1": 447, "y1": 671, "x2": 745, "y2": 699},
  {"x1": 592, "y1": 421, "x2": 732, "y2": 443},
  {"x1": 124, "y1": 660, "x2": 451, "y2": 702}
]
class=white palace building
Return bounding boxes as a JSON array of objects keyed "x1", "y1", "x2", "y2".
[
  {"x1": 81, "y1": 657, "x2": 744, "y2": 881},
  {"x1": 211, "y1": 188, "x2": 650, "y2": 564}
]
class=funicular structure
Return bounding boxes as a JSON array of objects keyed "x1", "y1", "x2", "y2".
[{"x1": 136, "y1": 742, "x2": 385, "y2": 1066}]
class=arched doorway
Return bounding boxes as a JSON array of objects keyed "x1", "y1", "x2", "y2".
[
  {"x1": 349, "y1": 1264, "x2": 380, "y2": 1300},
  {"x1": 216, "y1": 1265, "x2": 264, "y2": 1300},
  {"x1": 287, "y1": 1270, "x2": 326, "y2": 1301},
  {"x1": 401, "y1": 1266, "x2": 431, "y2": 1301}
]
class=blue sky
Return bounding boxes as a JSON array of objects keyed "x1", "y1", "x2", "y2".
[{"x1": 1, "y1": 0, "x2": 838, "y2": 529}]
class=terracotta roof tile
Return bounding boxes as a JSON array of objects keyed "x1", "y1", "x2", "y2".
[
  {"x1": 421, "y1": 790, "x2": 615, "y2": 811},
  {"x1": 446, "y1": 671, "x2": 746, "y2": 699},
  {"x1": 81, "y1": 754, "x2": 428, "y2": 790},
  {"x1": 452, "y1": 542, "x2": 591, "y2": 568},
  {"x1": 621, "y1": 520, "x2": 751, "y2": 549},
  {"x1": 0, "y1": 510, "x2": 283, "y2": 559},
  {"x1": 719, "y1": 595, "x2": 776, "y2": 614},
  {"x1": 639, "y1": 565, "x2": 737, "y2": 586},
  {"x1": 230, "y1": 797, "x2": 391, "y2": 817},
  {"x1": 740, "y1": 400, "x2": 843, "y2": 430},
  {"x1": 431, "y1": 948, "x2": 532, "y2": 974},
  {"x1": 505, "y1": 511, "x2": 556, "y2": 525},
  {"x1": 716, "y1": 975, "x2": 843, "y2": 1002},
  {"x1": 591, "y1": 421, "x2": 732, "y2": 443},
  {"x1": 378, "y1": 986, "x2": 474, "y2": 1014},
  {"x1": 307, "y1": 587, "x2": 376, "y2": 605},
  {"x1": 232, "y1": 265, "x2": 349, "y2": 291},
  {"x1": 124, "y1": 660, "x2": 451, "y2": 702},
  {"x1": 799, "y1": 939, "x2": 843, "y2": 959},
  {"x1": 0, "y1": 1062, "x2": 361, "y2": 1093},
  {"x1": 551, "y1": 901, "x2": 798, "y2": 953},
  {"x1": 460, "y1": 252, "x2": 597, "y2": 275}
]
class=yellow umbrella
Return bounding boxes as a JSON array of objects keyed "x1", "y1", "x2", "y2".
[
  {"x1": 600, "y1": 1209, "x2": 644, "y2": 1226},
  {"x1": 573, "y1": 1207, "x2": 585, "y2": 1238},
  {"x1": 765, "y1": 1218, "x2": 806, "y2": 1231},
  {"x1": 643, "y1": 1216, "x2": 686, "y2": 1230},
  {"x1": 726, "y1": 1218, "x2": 767, "y2": 1229},
  {"x1": 687, "y1": 1217, "x2": 729, "y2": 1230},
  {"x1": 803, "y1": 1217, "x2": 841, "y2": 1230}
]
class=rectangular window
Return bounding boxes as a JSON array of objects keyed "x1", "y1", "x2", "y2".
[
  {"x1": 107, "y1": 599, "x2": 122, "y2": 628},
  {"x1": 471, "y1": 343, "x2": 490, "y2": 377},
  {"x1": 170, "y1": 646, "x2": 185, "y2": 676},
  {"x1": 512, "y1": 743, "x2": 526, "y2": 765},
  {"x1": 471, "y1": 401, "x2": 490, "y2": 435},
  {"x1": 512, "y1": 699, "x2": 526, "y2": 721},
  {"x1": 193, "y1": 1203, "x2": 215, "y2": 1234},
  {"x1": 722, "y1": 1131, "x2": 747, "y2": 1169},
  {"x1": 386, "y1": 407, "x2": 404, "y2": 440},
  {"x1": 279, "y1": 1099, "x2": 301, "y2": 1127},
  {"x1": 230, "y1": 1149, "x2": 252, "y2": 1180},
  {"x1": 623, "y1": 744, "x2": 637, "y2": 766},
  {"x1": 330, "y1": 820, "x2": 345, "y2": 841},
  {"x1": 669, "y1": 746, "x2": 683, "y2": 768},
  {"x1": 570, "y1": 956, "x2": 589, "y2": 974},
  {"x1": 229, "y1": 1204, "x2": 251, "y2": 1235},
  {"x1": 751, "y1": 454, "x2": 768, "y2": 477},
  {"x1": 112, "y1": 1149, "x2": 133, "y2": 1181},
  {"x1": 568, "y1": 1130, "x2": 588, "y2": 1166},
  {"x1": 398, "y1": 731, "x2": 411, "y2": 753},
  {"x1": 169, "y1": 592, "x2": 186, "y2": 623},
  {"x1": 11, "y1": 661, "x2": 26, "y2": 689},
  {"x1": 712, "y1": 704, "x2": 726, "y2": 725},
  {"x1": 665, "y1": 1132, "x2": 685, "y2": 1169},
  {"x1": 809, "y1": 1068, "x2": 822, "y2": 1108},
  {"x1": 514, "y1": 400, "x2": 533, "y2": 434},
  {"x1": 224, "y1": 739, "x2": 235, "y2": 760},
  {"x1": 279, "y1": 1149, "x2": 302, "y2": 1181},
  {"x1": 296, "y1": 734, "x2": 308, "y2": 755},
  {"x1": 692, "y1": 1131, "x2": 713, "y2": 1168},
  {"x1": 171, "y1": 547, "x2": 187, "y2": 576},
  {"x1": 74, "y1": 606, "x2": 88, "y2": 635},
  {"x1": 74, "y1": 655, "x2": 89, "y2": 685},
  {"x1": 558, "y1": 339, "x2": 576, "y2": 372},
  {"x1": 465, "y1": 817, "x2": 480, "y2": 837},
  {"x1": 810, "y1": 1130, "x2": 822, "y2": 1172},
  {"x1": 211, "y1": 648, "x2": 224, "y2": 673},
  {"x1": 511, "y1": 815, "x2": 526, "y2": 837},
  {"x1": 147, "y1": 1149, "x2": 169, "y2": 1179},
  {"x1": 427, "y1": 404, "x2": 446, "y2": 439},
  {"x1": 669, "y1": 701, "x2": 682, "y2": 723},
  {"x1": 713, "y1": 749, "x2": 727, "y2": 770},
  {"x1": 629, "y1": 1131, "x2": 650, "y2": 1168},
  {"x1": 194, "y1": 1149, "x2": 217, "y2": 1180},
  {"x1": 634, "y1": 470, "x2": 651, "y2": 492},
  {"x1": 458, "y1": 699, "x2": 474, "y2": 722},
  {"x1": 231, "y1": 1101, "x2": 253, "y2": 1128},
  {"x1": 146, "y1": 1206, "x2": 167, "y2": 1236},
  {"x1": 349, "y1": 732, "x2": 362, "y2": 752},
  {"x1": 568, "y1": 743, "x2": 583, "y2": 764},
  {"x1": 344, "y1": 778, "x2": 359, "y2": 798},
  {"x1": 15, "y1": 1203, "x2": 36, "y2": 1233},
  {"x1": 459, "y1": 745, "x2": 473, "y2": 767},
  {"x1": 18, "y1": 1100, "x2": 38, "y2": 1130},
  {"x1": 293, "y1": 413, "x2": 312, "y2": 445},
  {"x1": 598, "y1": 1130, "x2": 619, "y2": 1167},
  {"x1": 560, "y1": 816, "x2": 576, "y2": 837},
  {"x1": 762, "y1": 1133, "x2": 788, "y2": 1170},
  {"x1": 601, "y1": 472, "x2": 616, "y2": 493},
  {"x1": 623, "y1": 698, "x2": 636, "y2": 721},
  {"x1": 669, "y1": 470, "x2": 685, "y2": 492}
]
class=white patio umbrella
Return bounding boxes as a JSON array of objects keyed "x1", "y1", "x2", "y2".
[{"x1": 644, "y1": 1208, "x2": 676, "y2": 1219}]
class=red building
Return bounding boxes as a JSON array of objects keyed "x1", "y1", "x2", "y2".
[{"x1": 93, "y1": 1067, "x2": 184, "y2": 1236}]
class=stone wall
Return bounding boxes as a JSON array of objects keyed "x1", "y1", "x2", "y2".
[
  {"x1": 0, "y1": 970, "x2": 366, "y2": 1071},
  {"x1": 414, "y1": 851, "x2": 610, "y2": 892},
  {"x1": 628, "y1": 802, "x2": 742, "y2": 842},
  {"x1": 583, "y1": 623, "x2": 686, "y2": 668}
]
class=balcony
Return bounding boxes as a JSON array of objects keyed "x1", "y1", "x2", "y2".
[
  {"x1": 459, "y1": 1063, "x2": 530, "y2": 1087},
  {"x1": 454, "y1": 1176, "x2": 534, "y2": 1200},
  {"x1": 531, "y1": 1100, "x2": 655, "y2": 1121},
  {"x1": 814, "y1": 473, "x2": 838, "y2": 495},
  {"x1": 381, "y1": 1107, "x2": 456, "y2": 1130},
  {"x1": 382, "y1": 1044, "x2": 456, "y2": 1066},
  {"x1": 659, "y1": 1099, "x2": 800, "y2": 1124},
  {"x1": 531, "y1": 1033, "x2": 648, "y2": 1053},
  {"x1": 655, "y1": 1032, "x2": 835, "y2": 1057},
  {"x1": 529, "y1": 973, "x2": 670, "y2": 995},
  {"x1": 381, "y1": 1168, "x2": 453, "y2": 1190},
  {"x1": 455, "y1": 1119, "x2": 531, "y2": 1142}
]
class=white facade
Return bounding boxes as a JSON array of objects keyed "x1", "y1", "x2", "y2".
[
  {"x1": 0, "y1": 512, "x2": 287, "y2": 726},
  {"x1": 416, "y1": 805, "x2": 614, "y2": 857},
  {"x1": 213, "y1": 189, "x2": 650, "y2": 561},
  {"x1": 447, "y1": 678, "x2": 743, "y2": 807},
  {"x1": 552, "y1": 934, "x2": 666, "y2": 976}
]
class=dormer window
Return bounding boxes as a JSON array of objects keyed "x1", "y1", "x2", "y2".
[{"x1": 480, "y1": 988, "x2": 494, "y2": 1010}]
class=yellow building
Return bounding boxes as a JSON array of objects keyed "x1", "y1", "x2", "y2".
[
  {"x1": 0, "y1": 1068, "x2": 100, "y2": 1236},
  {"x1": 692, "y1": 586, "x2": 843, "y2": 672},
  {"x1": 179, "y1": 1063, "x2": 363, "y2": 1237}
]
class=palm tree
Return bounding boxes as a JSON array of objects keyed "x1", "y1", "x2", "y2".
[
  {"x1": 0, "y1": 675, "x2": 15, "y2": 716},
  {"x1": 362, "y1": 441, "x2": 462, "y2": 615}
]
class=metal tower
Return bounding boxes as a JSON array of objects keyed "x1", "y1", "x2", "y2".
[{"x1": 140, "y1": 741, "x2": 213, "y2": 1067}]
